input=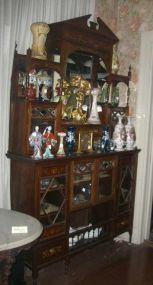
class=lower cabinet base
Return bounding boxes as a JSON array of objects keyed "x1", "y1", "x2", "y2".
[
  {"x1": 24, "y1": 236, "x2": 68, "y2": 282},
  {"x1": 23, "y1": 225, "x2": 114, "y2": 284}
]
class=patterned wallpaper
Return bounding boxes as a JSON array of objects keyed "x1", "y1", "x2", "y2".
[{"x1": 94, "y1": 0, "x2": 153, "y2": 114}]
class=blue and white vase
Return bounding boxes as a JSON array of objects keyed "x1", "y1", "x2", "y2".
[{"x1": 66, "y1": 126, "x2": 75, "y2": 156}]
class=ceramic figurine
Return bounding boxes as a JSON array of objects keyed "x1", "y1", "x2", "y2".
[
  {"x1": 30, "y1": 22, "x2": 50, "y2": 60},
  {"x1": 42, "y1": 126, "x2": 57, "y2": 158},
  {"x1": 29, "y1": 126, "x2": 42, "y2": 159}
]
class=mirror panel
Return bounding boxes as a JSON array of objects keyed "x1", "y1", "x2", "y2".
[
  {"x1": 65, "y1": 51, "x2": 109, "y2": 85},
  {"x1": 23, "y1": 69, "x2": 61, "y2": 101},
  {"x1": 66, "y1": 52, "x2": 93, "y2": 80}
]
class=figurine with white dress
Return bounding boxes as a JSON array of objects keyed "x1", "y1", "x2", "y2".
[{"x1": 29, "y1": 126, "x2": 42, "y2": 159}]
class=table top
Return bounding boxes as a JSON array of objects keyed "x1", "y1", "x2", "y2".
[{"x1": 0, "y1": 208, "x2": 43, "y2": 251}]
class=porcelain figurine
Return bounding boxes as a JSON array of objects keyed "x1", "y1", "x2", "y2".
[
  {"x1": 42, "y1": 126, "x2": 57, "y2": 158},
  {"x1": 29, "y1": 126, "x2": 42, "y2": 159}
]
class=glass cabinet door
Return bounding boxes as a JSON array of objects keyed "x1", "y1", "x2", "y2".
[
  {"x1": 97, "y1": 158, "x2": 117, "y2": 201},
  {"x1": 118, "y1": 155, "x2": 136, "y2": 211},
  {"x1": 39, "y1": 173, "x2": 66, "y2": 228},
  {"x1": 71, "y1": 161, "x2": 93, "y2": 208}
]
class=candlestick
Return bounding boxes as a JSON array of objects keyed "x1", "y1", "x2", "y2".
[{"x1": 77, "y1": 132, "x2": 81, "y2": 154}]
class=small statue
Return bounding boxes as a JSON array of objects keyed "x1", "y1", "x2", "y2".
[
  {"x1": 62, "y1": 74, "x2": 91, "y2": 121},
  {"x1": 71, "y1": 91, "x2": 87, "y2": 122},
  {"x1": 42, "y1": 126, "x2": 57, "y2": 158},
  {"x1": 29, "y1": 126, "x2": 42, "y2": 159},
  {"x1": 30, "y1": 22, "x2": 50, "y2": 60}
]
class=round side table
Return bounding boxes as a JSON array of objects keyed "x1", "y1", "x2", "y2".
[{"x1": 0, "y1": 208, "x2": 43, "y2": 285}]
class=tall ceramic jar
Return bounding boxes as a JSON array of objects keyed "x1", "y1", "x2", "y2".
[
  {"x1": 125, "y1": 117, "x2": 136, "y2": 150},
  {"x1": 113, "y1": 115, "x2": 126, "y2": 151}
]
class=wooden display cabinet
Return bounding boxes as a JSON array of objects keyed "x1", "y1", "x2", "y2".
[{"x1": 7, "y1": 15, "x2": 140, "y2": 284}]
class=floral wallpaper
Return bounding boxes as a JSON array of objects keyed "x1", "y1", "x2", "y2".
[{"x1": 94, "y1": 0, "x2": 153, "y2": 114}]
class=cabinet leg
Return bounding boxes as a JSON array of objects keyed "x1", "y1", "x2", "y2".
[{"x1": 64, "y1": 256, "x2": 70, "y2": 274}]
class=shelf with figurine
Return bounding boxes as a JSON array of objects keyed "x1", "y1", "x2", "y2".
[{"x1": 27, "y1": 114, "x2": 137, "y2": 172}]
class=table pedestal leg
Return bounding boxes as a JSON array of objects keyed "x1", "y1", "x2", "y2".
[{"x1": 0, "y1": 251, "x2": 15, "y2": 285}]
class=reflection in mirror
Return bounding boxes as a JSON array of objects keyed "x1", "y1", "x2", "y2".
[
  {"x1": 66, "y1": 52, "x2": 109, "y2": 86},
  {"x1": 26, "y1": 69, "x2": 61, "y2": 102},
  {"x1": 97, "y1": 58, "x2": 109, "y2": 81},
  {"x1": 66, "y1": 52, "x2": 93, "y2": 80},
  {"x1": 96, "y1": 58, "x2": 109, "y2": 104}
]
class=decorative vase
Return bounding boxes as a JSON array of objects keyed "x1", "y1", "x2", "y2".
[
  {"x1": 125, "y1": 117, "x2": 136, "y2": 150},
  {"x1": 66, "y1": 126, "x2": 75, "y2": 156},
  {"x1": 87, "y1": 88, "x2": 101, "y2": 124},
  {"x1": 30, "y1": 22, "x2": 50, "y2": 60},
  {"x1": 113, "y1": 116, "x2": 126, "y2": 151},
  {"x1": 56, "y1": 132, "x2": 66, "y2": 157}
]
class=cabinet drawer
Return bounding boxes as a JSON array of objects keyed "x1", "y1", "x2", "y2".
[
  {"x1": 36, "y1": 238, "x2": 67, "y2": 266},
  {"x1": 42, "y1": 223, "x2": 66, "y2": 239},
  {"x1": 40, "y1": 165, "x2": 66, "y2": 177}
]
